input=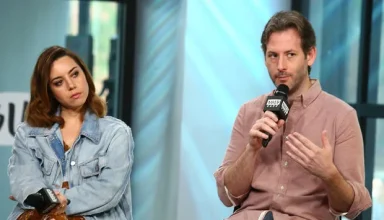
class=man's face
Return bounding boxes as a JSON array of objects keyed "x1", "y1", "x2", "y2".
[{"x1": 265, "y1": 28, "x2": 316, "y2": 95}]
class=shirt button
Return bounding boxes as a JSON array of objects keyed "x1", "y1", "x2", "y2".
[
  {"x1": 280, "y1": 185, "x2": 285, "y2": 190},
  {"x1": 70, "y1": 161, "x2": 76, "y2": 166},
  {"x1": 283, "y1": 161, "x2": 288, "y2": 167}
]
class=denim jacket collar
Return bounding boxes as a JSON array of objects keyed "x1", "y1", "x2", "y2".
[{"x1": 28, "y1": 108, "x2": 101, "y2": 144}]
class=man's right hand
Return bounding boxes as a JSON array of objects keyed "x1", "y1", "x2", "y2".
[{"x1": 248, "y1": 111, "x2": 285, "y2": 150}]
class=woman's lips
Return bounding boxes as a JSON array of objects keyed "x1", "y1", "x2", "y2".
[{"x1": 71, "y1": 92, "x2": 81, "y2": 99}]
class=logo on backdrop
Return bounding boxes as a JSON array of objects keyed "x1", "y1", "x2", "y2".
[{"x1": 0, "y1": 92, "x2": 29, "y2": 146}]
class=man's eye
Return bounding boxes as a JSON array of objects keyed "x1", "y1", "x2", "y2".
[
  {"x1": 268, "y1": 54, "x2": 277, "y2": 58},
  {"x1": 287, "y1": 53, "x2": 296, "y2": 57}
]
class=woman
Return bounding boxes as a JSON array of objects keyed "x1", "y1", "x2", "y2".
[{"x1": 8, "y1": 46, "x2": 134, "y2": 220}]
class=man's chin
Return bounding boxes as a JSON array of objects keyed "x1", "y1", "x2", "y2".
[
  {"x1": 274, "y1": 81, "x2": 291, "y2": 89},
  {"x1": 275, "y1": 78, "x2": 291, "y2": 86}
]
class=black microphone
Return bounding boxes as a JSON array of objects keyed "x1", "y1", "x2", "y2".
[
  {"x1": 24, "y1": 188, "x2": 61, "y2": 214},
  {"x1": 262, "y1": 84, "x2": 290, "y2": 147}
]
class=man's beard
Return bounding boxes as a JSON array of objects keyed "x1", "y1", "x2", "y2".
[{"x1": 286, "y1": 71, "x2": 309, "y2": 96}]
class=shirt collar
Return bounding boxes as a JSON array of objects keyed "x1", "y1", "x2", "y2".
[
  {"x1": 292, "y1": 79, "x2": 322, "y2": 108},
  {"x1": 28, "y1": 108, "x2": 101, "y2": 144}
]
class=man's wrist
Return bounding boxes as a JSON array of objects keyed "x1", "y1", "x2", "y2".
[
  {"x1": 246, "y1": 143, "x2": 262, "y2": 153},
  {"x1": 322, "y1": 164, "x2": 339, "y2": 184}
]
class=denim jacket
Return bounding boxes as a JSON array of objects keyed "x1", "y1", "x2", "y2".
[{"x1": 7, "y1": 111, "x2": 134, "y2": 220}]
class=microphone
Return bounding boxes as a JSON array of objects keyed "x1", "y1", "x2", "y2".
[
  {"x1": 262, "y1": 84, "x2": 290, "y2": 147},
  {"x1": 24, "y1": 188, "x2": 61, "y2": 214}
]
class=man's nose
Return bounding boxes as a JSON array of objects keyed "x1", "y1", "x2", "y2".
[{"x1": 277, "y1": 56, "x2": 287, "y2": 72}]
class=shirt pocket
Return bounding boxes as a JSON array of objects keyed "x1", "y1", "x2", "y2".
[{"x1": 79, "y1": 156, "x2": 107, "y2": 179}]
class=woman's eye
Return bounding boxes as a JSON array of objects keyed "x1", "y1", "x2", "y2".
[{"x1": 54, "y1": 81, "x2": 63, "y2": 87}]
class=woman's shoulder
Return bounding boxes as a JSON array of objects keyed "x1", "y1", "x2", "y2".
[
  {"x1": 14, "y1": 122, "x2": 33, "y2": 134},
  {"x1": 98, "y1": 116, "x2": 132, "y2": 134}
]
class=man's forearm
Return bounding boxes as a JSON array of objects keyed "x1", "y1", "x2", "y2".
[
  {"x1": 323, "y1": 166, "x2": 354, "y2": 213},
  {"x1": 224, "y1": 144, "x2": 260, "y2": 197}
]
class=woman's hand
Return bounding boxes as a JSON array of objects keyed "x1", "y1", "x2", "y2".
[
  {"x1": 41, "y1": 191, "x2": 69, "y2": 220},
  {"x1": 50, "y1": 191, "x2": 68, "y2": 215}
]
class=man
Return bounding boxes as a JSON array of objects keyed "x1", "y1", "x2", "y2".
[{"x1": 214, "y1": 11, "x2": 372, "y2": 220}]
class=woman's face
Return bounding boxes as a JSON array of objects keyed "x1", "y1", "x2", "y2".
[{"x1": 49, "y1": 56, "x2": 89, "y2": 111}]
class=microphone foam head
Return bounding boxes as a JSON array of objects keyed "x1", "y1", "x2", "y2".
[{"x1": 275, "y1": 84, "x2": 289, "y2": 97}]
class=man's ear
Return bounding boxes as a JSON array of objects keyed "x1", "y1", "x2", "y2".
[{"x1": 307, "y1": 46, "x2": 317, "y2": 66}]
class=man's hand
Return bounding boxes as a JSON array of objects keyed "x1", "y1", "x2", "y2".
[
  {"x1": 249, "y1": 111, "x2": 285, "y2": 150},
  {"x1": 285, "y1": 130, "x2": 337, "y2": 180}
]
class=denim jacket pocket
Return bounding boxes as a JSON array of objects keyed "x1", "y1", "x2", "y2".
[
  {"x1": 79, "y1": 156, "x2": 107, "y2": 178},
  {"x1": 33, "y1": 148, "x2": 55, "y2": 176}
]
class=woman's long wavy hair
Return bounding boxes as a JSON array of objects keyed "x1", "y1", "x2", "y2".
[{"x1": 25, "y1": 46, "x2": 107, "y2": 128}]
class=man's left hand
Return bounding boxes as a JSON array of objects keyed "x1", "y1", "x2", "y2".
[{"x1": 286, "y1": 130, "x2": 337, "y2": 180}]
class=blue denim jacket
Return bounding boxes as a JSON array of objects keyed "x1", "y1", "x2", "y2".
[{"x1": 8, "y1": 111, "x2": 134, "y2": 220}]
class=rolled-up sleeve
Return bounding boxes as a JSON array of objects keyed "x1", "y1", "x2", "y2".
[
  {"x1": 331, "y1": 109, "x2": 372, "y2": 218},
  {"x1": 214, "y1": 104, "x2": 250, "y2": 207}
]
